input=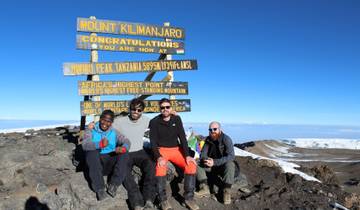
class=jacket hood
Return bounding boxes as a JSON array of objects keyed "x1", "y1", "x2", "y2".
[{"x1": 94, "y1": 122, "x2": 112, "y2": 134}]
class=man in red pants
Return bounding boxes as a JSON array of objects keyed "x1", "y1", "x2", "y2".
[{"x1": 149, "y1": 98, "x2": 199, "y2": 210}]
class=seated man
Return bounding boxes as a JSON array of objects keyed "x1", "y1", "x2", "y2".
[
  {"x1": 113, "y1": 98, "x2": 156, "y2": 210},
  {"x1": 82, "y1": 110, "x2": 130, "y2": 201},
  {"x1": 150, "y1": 98, "x2": 199, "y2": 210},
  {"x1": 195, "y1": 121, "x2": 235, "y2": 205}
]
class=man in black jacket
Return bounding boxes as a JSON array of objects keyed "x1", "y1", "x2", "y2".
[
  {"x1": 149, "y1": 98, "x2": 199, "y2": 210},
  {"x1": 195, "y1": 121, "x2": 235, "y2": 205}
]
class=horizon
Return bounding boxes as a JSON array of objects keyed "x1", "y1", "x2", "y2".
[
  {"x1": 1, "y1": 119, "x2": 360, "y2": 142},
  {"x1": 1, "y1": 118, "x2": 360, "y2": 127},
  {"x1": 0, "y1": 0, "x2": 359, "y2": 126}
]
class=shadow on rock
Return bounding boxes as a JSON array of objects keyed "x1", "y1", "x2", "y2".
[
  {"x1": 57, "y1": 126, "x2": 86, "y2": 172},
  {"x1": 25, "y1": 196, "x2": 49, "y2": 210}
]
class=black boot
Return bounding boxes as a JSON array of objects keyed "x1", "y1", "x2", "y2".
[
  {"x1": 157, "y1": 176, "x2": 172, "y2": 210},
  {"x1": 156, "y1": 176, "x2": 167, "y2": 202},
  {"x1": 184, "y1": 174, "x2": 199, "y2": 210},
  {"x1": 96, "y1": 189, "x2": 108, "y2": 201},
  {"x1": 107, "y1": 183, "x2": 119, "y2": 198}
]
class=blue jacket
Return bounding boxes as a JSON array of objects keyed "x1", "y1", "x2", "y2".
[{"x1": 82, "y1": 122, "x2": 130, "y2": 154}]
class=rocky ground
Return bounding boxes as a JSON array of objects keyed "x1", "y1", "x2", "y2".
[{"x1": 0, "y1": 126, "x2": 359, "y2": 210}]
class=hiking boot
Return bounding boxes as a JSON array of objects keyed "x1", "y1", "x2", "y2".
[
  {"x1": 223, "y1": 188, "x2": 231, "y2": 205},
  {"x1": 160, "y1": 200, "x2": 172, "y2": 210},
  {"x1": 107, "y1": 183, "x2": 118, "y2": 198},
  {"x1": 195, "y1": 183, "x2": 210, "y2": 197},
  {"x1": 96, "y1": 189, "x2": 108, "y2": 201},
  {"x1": 184, "y1": 199, "x2": 199, "y2": 210},
  {"x1": 144, "y1": 200, "x2": 154, "y2": 209}
]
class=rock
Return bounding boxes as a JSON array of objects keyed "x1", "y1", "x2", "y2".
[
  {"x1": 345, "y1": 178, "x2": 360, "y2": 186},
  {"x1": 1, "y1": 127, "x2": 359, "y2": 210},
  {"x1": 257, "y1": 158, "x2": 280, "y2": 168},
  {"x1": 36, "y1": 183, "x2": 48, "y2": 194},
  {"x1": 234, "y1": 141, "x2": 255, "y2": 150},
  {"x1": 344, "y1": 193, "x2": 360, "y2": 209},
  {"x1": 310, "y1": 165, "x2": 339, "y2": 185},
  {"x1": 42, "y1": 173, "x2": 128, "y2": 210}
]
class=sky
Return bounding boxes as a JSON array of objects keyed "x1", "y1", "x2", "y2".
[{"x1": 0, "y1": 0, "x2": 359, "y2": 126}]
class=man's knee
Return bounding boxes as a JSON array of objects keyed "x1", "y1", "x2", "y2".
[
  {"x1": 223, "y1": 161, "x2": 235, "y2": 185},
  {"x1": 155, "y1": 165, "x2": 167, "y2": 177},
  {"x1": 196, "y1": 166, "x2": 208, "y2": 181},
  {"x1": 224, "y1": 161, "x2": 235, "y2": 172},
  {"x1": 117, "y1": 152, "x2": 129, "y2": 161},
  {"x1": 184, "y1": 162, "x2": 197, "y2": 175},
  {"x1": 85, "y1": 150, "x2": 100, "y2": 162}
]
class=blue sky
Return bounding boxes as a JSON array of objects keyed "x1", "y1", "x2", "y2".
[{"x1": 0, "y1": 0, "x2": 359, "y2": 126}]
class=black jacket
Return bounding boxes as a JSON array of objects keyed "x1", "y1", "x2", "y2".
[
  {"x1": 149, "y1": 115, "x2": 190, "y2": 160},
  {"x1": 200, "y1": 132, "x2": 235, "y2": 166}
]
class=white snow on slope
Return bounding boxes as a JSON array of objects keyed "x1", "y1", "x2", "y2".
[
  {"x1": 234, "y1": 147, "x2": 321, "y2": 182},
  {"x1": 283, "y1": 138, "x2": 360, "y2": 150},
  {"x1": 0, "y1": 122, "x2": 79, "y2": 134}
]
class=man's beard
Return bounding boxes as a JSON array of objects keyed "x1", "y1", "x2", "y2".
[{"x1": 210, "y1": 132, "x2": 221, "y2": 140}]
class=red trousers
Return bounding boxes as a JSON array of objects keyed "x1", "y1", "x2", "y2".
[{"x1": 155, "y1": 147, "x2": 197, "y2": 177}]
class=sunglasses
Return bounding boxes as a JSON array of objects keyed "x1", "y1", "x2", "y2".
[
  {"x1": 208, "y1": 128, "x2": 218, "y2": 132},
  {"x1": 130, "y1": 108, "x2": 143, "y2": 113},
  {"x1": 160, "y1": 106, "x2": 171, "y2": 110}
]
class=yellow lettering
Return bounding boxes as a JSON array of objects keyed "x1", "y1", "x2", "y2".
[{"x1": 120, "y1": 23, "x2": 127, "y2": 34}]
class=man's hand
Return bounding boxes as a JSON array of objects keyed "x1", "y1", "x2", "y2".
[
  {"x1": 99, "y1": 137, "x2": 108, "y2": 148},
  {"x1": 204, "y1": 158, "x2": 214, "y2": 167},
  {"x1": 157, "y1": 157, "x2": 167, "y2": 167},
  {"x1": 88, "y1": 122, "x2": 95, "y2": 130},
  {"x1": 186, "y1": 156, "x2": 197, "y2": 166},
  {"x1": 115, "y1": 146, "x2": 127, "y2": 154}
]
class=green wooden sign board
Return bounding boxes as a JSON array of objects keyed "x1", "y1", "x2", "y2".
[
  {"x1": 77, "y1": 17, "x2": 185, "y2": 39},
  {"x1": 76, "y1": 35, "x2": 184, "y2": 54},
  {"x1": 63, "y1": 60, "x2": 197, "y2": 75},
  {"x1": 78, "y1": 81, "x2": 188, "y2": 96},
  {"x1": 81, "y1": 99, "x2": 191, "y2": 115}
]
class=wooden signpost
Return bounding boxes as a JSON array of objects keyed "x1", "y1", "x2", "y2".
[
  {"x1": 78, "y1": 81, "x2": 188, "y2": 95},
  {"x1": 63, "y1": 60, "x2": 197, "y2": 75},
  {"x1": 81, "y1": 99, "x2": 191, "y2": 116},
  {"x1": 76, "y1": 34, "x2": 184, "y2": 54},
  {"x1": 77, "y1": 17, "x2": 185, "y2": 39},
  {"x1": 63, "y1": 16, "x2": 198, "y2": 140}
]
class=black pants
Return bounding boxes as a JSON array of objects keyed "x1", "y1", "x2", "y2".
[
  {"x1": 85, "y1": 150, "x2": 129, "y2": 192},
  {"x1": 123, "y1": 149, "x2": 156, "y2": 208}
]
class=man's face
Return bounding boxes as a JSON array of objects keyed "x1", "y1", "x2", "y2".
[
  {"x1": 209, "y1": 123, "x2": 221, "y2": 140},
  {"x1": 130, "y1": 104, "x2": 143, "y2": 120},
  {"x1": 160, "y1": 102, "x2": 172, "y2": 118},
  {"x1": 99, "y1": 115, "x2": 113, "y2": 131}
]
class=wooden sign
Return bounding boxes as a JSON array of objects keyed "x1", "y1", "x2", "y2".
[
  {"x1": 78, "y1": 81, "x2": 188, "y2": 96},
  {"x1": 81, "y1": 99, "x2": 191, "y2": 115},
  {"x1": 63, "y1": 60, "x2": 197, "y2": 76},
  {"x1": 76, "y1": 35, "x2": 185, "y2": 54},
  {"x1": 77, "y1": 17, "x2": 185, "y2": 39}
]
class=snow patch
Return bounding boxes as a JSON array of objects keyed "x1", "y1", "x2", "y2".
[
  {"x1": 264, "y1": 143, "x2": 299, "y2": 158},
  {"x1": 0, "y1": 122, "x2": 79, "y2": 134},
  {"x1": 234, "y1": 147, "x2": 320, "y2": 182},
  {"x1": 283, "y1": 138, "x2": 360, "y2": 150}
]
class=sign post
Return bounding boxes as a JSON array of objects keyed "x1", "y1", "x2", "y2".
[
  {"x1": 63, "y1": 17, "x2": 197, "y2": 140},
  {"x1": 79, "y1": 16, "x2": 100, "y2": 141},
  {"x1": 164, "y1": 22, "x2": 175, "y2": 100}
]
